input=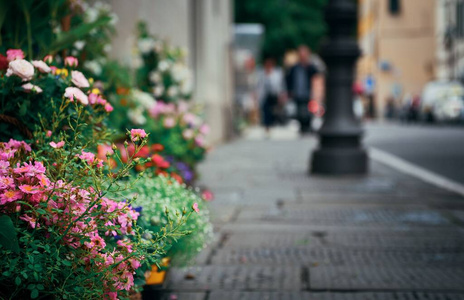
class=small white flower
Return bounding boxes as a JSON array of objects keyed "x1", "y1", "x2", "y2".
[
  {"x1": 103, "y1": 44, "x2": 112, "y2": 53},
  {"x1": 167, "y1": 86, "x2": 178, "y2": 98},
  {"x1": 74, "y1": 40, "x2": 86, "y2": 51},
  {"x1": 171, "y1": 63, "x2": 190, "y2": 82},
  {"x1": 180, "y1": 79, "x2": 193, "y2": 95},
  {"x1": 138, "y1": 38, "x2": 155, "y2": 54},
  {"x1": 109, "y1": 13, "x2": 119, "y2": 26},
  {"x1": 158, "y1": 60, "x2": 170, "y2": 72},
  {"x1": 131, "y1": 89, "x2": 156, "y2": 110},
  {"x1": 85, "y1": 7, "x2": 99, "y2": 23},
  {"x1": 131, "y1": 56, "x2": 143, "y2": 69},
  {"x1": 84, "y1": 60, "x2": 102, "y2": 76},
  {"x1": 127, "y1": 108, "x2": 147, "y2": 125},
  {"x1": 149, "y1": 71, "x2": 161, "y2": 83},
  {"x1": 153, "y1": 86, "x2": 164, "y2": 97}
]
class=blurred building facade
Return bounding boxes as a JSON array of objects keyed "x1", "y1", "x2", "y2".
[
  {"x1": 357, "y1": 0, "x2": 436, "y2": 118},
  {"x1": 436, "y1": 0, "x2": 464, "y2": 81},
  {"x1": 109, "y1": 0, "x2": 234, "y2": 144}
]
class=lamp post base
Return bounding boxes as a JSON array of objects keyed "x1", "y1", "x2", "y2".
[{"x1": 311, "y1": 147, "x2": 368, "y2": 175}]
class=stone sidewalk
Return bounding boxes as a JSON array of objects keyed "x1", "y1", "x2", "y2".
[{"x1": 163, "y1": 134, "x2": 464, "y2": 300}]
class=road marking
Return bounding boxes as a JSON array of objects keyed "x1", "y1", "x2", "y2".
[{"x1": 369, "y1": 147, "x2": 464, "y2": 197}]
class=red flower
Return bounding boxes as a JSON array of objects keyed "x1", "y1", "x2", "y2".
[
  {"x1": 151, "y1": 154, "x2": 170, "y2": 169},
  {"x1": 151, "y1": 143, "x2": 164, "y2": 152},
  {"x1": 170, "y1": 172, "x2": 183, "y2": 184},
  {"x1": 0, "y1": 54, "x2": 8, "y2": 70}
]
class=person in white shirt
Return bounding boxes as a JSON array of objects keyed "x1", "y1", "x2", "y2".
[{"x1": 256, "y1": 57, "x2": 286, "y2": 133}]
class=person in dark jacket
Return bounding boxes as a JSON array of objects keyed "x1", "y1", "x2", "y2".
[{"x1": 286, "y1": 45, "x2": 320, "y2": 133}]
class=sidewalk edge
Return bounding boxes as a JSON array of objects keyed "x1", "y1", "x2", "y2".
[{"x1": 369, "y1": 147, "x2": 464, "y2": 197}]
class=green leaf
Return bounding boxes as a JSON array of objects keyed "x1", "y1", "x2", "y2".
[
  {"x1": 45, "y1": 16, "x2": 112, "y2": 55},
  {"x1": 31, "y1": 289, "x2": 39, "y2": 299},
  {"x1": 62, "y1": 260, "x2": 71, "y2": 267},
  {"x1": 0, "y1": 215, "x2": 19, "y2": 253},
  {"x1": 15, "y1": 276, "x2": 21, "y2": 285}
]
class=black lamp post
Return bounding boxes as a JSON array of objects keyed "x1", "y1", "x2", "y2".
[{"x1": 311, "y1": 0, "x2": 368, "y2": 175}]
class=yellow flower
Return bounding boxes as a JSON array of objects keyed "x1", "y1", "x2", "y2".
[
  {"x1": 91, "y1": 88, "x2": 100, "y2": 95},
  {"x1": 89, "y1": 78, "x2": 94, "y2": 85},
  {"x1": 56, "y1": 68, "x2": 69, "y2": 77}
]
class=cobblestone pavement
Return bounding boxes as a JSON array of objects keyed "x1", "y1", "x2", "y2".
[{"x1": 163, "y1": 133, "x2": 464, "y2": 300}]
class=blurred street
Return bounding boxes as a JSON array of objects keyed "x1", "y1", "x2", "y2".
[
  {"x1": 162, "y1": 126, "x2": 464, "y2": 300},
  {"x1": 365, "y1": 122, "x2": 464, "y2": 185}
]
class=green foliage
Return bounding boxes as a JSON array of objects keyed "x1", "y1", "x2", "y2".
[
  {"x1": 0, "y1": 0, "x2": 114, "y2": 60},
  {"x1": 123, "y1": 175, "x2": 213, "y2": 266},
  {"x1": 0, "y1": 215, "x2": 19, "y2": 253},
  {"x1": 235, "y1": 0, "x2": 328, "y2": 59}
]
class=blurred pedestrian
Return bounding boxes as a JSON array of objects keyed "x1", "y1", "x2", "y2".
[
  {"x1": 256, "y1": 56, "x2": 286, "y2": 134},
  {"x1": 408, "y1": 94, "x2": 421, "y2": 122},
  {"x1": 285, "y1": 45, "x2": 321, "y2": 133}
]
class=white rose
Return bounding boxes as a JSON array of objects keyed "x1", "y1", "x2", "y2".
[
  {"x1": 32, "y1": 60, "x2": 51, "y2": 73},
  {"x1": 64, "y1": 87, "x2": 89, "y2": 105},
  {"x1": 6, "y1": 60, "x2": 34, "y2": 81},
  {"x1": 21, "y1": 83, "x2": 42, "y2": 93},
  {"x1": 71, "y1": 71, "x2": 90, "y2": 88}
]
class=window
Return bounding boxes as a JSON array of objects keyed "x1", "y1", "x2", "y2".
[{"x1": 389, "y1": 0, "x2": 401, "y2": 15}]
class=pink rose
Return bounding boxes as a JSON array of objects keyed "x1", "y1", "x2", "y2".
[
  {"x1": 64, "y1": 87, "x2": 89, "y2": 105},
  {"x1": 6, "y1": 59, "x2": 34, "y2": 81},
  {"x1": 50, "y1": 141, "x2": 65, "y2": 148},
  {"x1": 104, "y1": 103, "x2": 113, "y2": 112},
  {"x1": 163, "y1": 117, "x2": 176, "y2": 128},
  {"x1": 182, "y1": 129, "x2": 194, "y2": 140},
  {"x1": 6, "y1": 49, "x2": 25, "y2": 61},
  {"x1": 64, "y1": 56, "x2": 78, "y2": 67},
  {"x1": 32, "y1": 60, "x2": 51, "y2": 73},
  {"x1": 199, "y1": 124, "x2": 210, "y2": 135},
  {"x1": 21, "y1": 83, "x2": 43, "y2": 93},
  {"x1": 130, "y1": 129, "x2": 147, "y2": 142},
  {"x1": 71, "y1": 70, "x2": 90, "y2": 88},
  {"x1": 43, "y1": 55, "x2": 53, "y2": 64},
  {"x1": 46, "y1": 131, "x2": 52, "y2": 137},
  {"x1": 192, "y1": 203, "x2": 200, "y2": 213},
  {"x1": 195, "y1": 135, "x2": 205, "y2": 147}
]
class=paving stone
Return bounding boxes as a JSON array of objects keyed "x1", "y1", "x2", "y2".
[
  {"x1": 323, "y1": 231, "x2": 464, "y2": 251},
  {"x1": 157, "y1": 292, "x2": 206, "y2": 300},
  {"x1": 166, "y1": 265, "x2": 301, "y2": 291},
  {"x1": 309, "y1": 266, "x2": 464, "y2": 291},
  {"x1": 207, "y1": 291, "x2": 464, "y2": 300},
  {"x1": 211, "y1": 246, "x2": 464, "y2": 267},
  {"x1": 236, "y1": 206, "x2": 454, "y2": 227},
  {"x1": 221, "y1": 232, "x2": 320, "y2": 248}
]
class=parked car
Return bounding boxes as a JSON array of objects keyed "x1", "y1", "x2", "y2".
[{"x1": 420, "y1": 81, "x2": 464, "y2": 122}]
